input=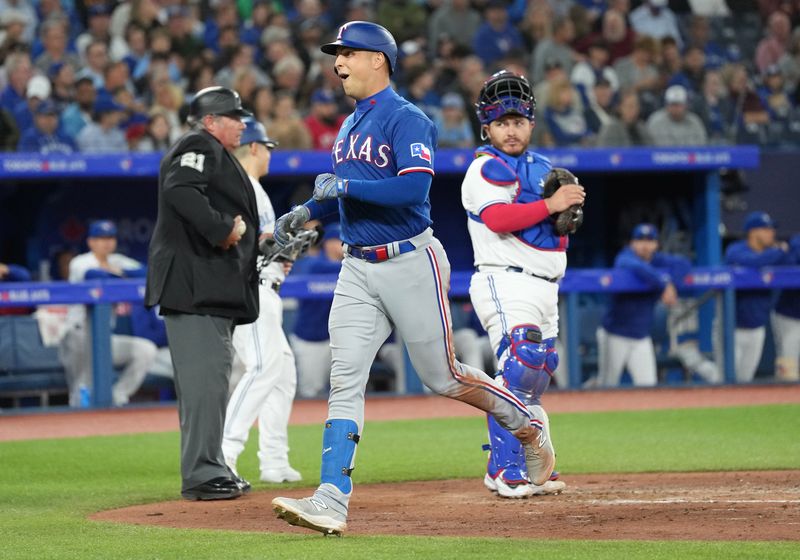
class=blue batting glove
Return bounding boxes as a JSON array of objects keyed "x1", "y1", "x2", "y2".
[{"x1": 313, "y1": 173, "x2": 348, "y2": 201}]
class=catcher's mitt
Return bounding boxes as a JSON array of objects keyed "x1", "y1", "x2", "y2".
[
  {"x1": 542, "y1": 167, "x2": 584, "y2": 236},
  {"x1": 258, "y1": 229, "x2": 319, "y2": 270}
]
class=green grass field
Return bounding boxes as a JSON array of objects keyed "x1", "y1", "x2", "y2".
[{"x1": 3, "y1": 404, "x2": 799, "y2": 559}]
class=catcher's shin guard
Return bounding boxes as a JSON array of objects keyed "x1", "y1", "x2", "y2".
[
  {"x1": 484, "y1": 414, "x2": 529, "y2": 490},
  {"x1": 498, "y1": 326, "x2": 557, "y2": 406},
  {"x1": 320, "y1": 419, "x2": 359, "y2": 494}
]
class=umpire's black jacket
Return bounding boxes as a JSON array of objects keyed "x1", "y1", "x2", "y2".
[{"x1": 145, "y1": 128, "x2": 259, "y2": 324}]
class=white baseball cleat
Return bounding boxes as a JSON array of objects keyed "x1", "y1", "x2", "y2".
[
  {"x1": 261, "y1": 466, "x2": 302, "y2": 483},
  {"x1": 484, "y1": 471, "x2": 534, "y2": 498},
  {"x1": 529, "y1": 479, "x2": 566, "y2": 495},
  {"x1": 272, "y1": 483, "x2": 349, "y2": 536},
  {"x1": 485, "y1": 471, "x2": 566, "y2": 498}
]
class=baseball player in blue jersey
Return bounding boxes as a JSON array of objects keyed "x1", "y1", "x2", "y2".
[
  {"x1": 725, "y1": 212, "x2": 790, "y2": 382},
  {"x1": 597, "y1": 224, "x2": 689, "y2": 387},
  {"x1": 461, "y1": 70, "x2": 584, "y2": 499},
  {"x1": 772, "y1": 234, "x2": 800, "y2": 381},
  {"x1": 270, "y1": 22, "x2": 553, "y2": 536}
]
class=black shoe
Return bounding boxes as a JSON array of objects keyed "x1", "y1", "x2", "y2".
[
  {"x1": 182, "y1": 477, "x2": 243, "y2": 501},
  {"x1": 233, "y1": 473, "x2": 251, "y2": 494}
]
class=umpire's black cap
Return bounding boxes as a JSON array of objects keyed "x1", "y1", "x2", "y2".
[{"x1": 188, "y1": 86, "x2": 252, "y2": 123}]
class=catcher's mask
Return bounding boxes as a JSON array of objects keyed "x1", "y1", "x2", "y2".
[
  {"x1": 476, "y1": 70, "x2": 536, "y2": 132},
  {"x1": 258, "y1": 228, "x2": 319, "y2": 269}
]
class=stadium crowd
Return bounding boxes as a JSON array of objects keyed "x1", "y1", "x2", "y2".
[{"x1": 1, "y1": 0, "x2": 799, "y2": 154}]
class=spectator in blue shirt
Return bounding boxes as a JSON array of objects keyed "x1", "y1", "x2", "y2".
[
  {"x1": 597, "y1": 223, "x2": 687, "y2": 387},
  {"x1": 433, "y1": 92, "x2": 474, "y2": 148},
  {"x1": 0, "y1": 260, "x2": 33, "y2": 315},
  {"x1": 667, "y1": 46, "x2": 706, "y2": 97},
  {"x1": 76, "y1": 98, "x2": 128, "y2": 153},
  {"x1": 61, "y1": 77, "x2": 96, "y2": 140},
  {"x1": 771, "y1": 234, "x2": 800, "y2": 382},
  {"x1": 17, "y1": 100, "x2": 76, "y2": 154},
  {"x1": 290, "y1": 223, "x2": 343, "y2": 398},
  {"x1": 12, "y1": 74, "x2": 51, "y2": 136},
  {"x1": 757, "y1": 65, "x2": 795, "y2": 124},
  {"x1": 544, "y1": 79, "x2": 593, "y2": 147},
  {"x1": 724, "y1": 212, "x2": 790, "y2": 382},
  {"x1": 472, "y1": 0, "x2": 524, "y2": 68}
]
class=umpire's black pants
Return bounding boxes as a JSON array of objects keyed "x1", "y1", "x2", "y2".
[{"x1": 164, "y1": 313, "x2": 235, "y2": 491}]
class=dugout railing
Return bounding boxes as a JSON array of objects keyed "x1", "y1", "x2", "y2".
[
  {"x1": 0, "y1": 145, "x2": 776, "y2": 407},
  {"x1": 2, "y1": 266, "x2": 799, "y2": 407}
]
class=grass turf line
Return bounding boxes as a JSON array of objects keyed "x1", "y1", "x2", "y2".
[{"x1": 1, "y1": 404, "x2": 798, "y2": 559}]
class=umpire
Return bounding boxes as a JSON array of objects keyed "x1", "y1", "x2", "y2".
[{"x1": 145, "y1": 86, "x2": 259, "y2": 500}]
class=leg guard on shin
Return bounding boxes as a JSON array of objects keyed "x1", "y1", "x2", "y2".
[
  {"x1": 498, "y1": 326, "x2": 557, "y2": 407},
  {"x1": 320, "y1": 419, "x2": 359, "y2": 495},
  {"x1": 484, "y1": 413, "x2": 528, "y2": 485}
]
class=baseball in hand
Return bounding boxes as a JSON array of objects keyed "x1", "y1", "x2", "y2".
[{"x1": 235, "y1": 220, "x2": 246, "y2": 236}]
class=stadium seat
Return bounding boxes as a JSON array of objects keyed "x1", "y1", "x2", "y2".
[{"x1": 0, "y1": 315, "x2": 67, "y2": 407}]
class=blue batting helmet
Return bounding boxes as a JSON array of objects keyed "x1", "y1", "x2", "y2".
[
  {"x1": 240, "y1": 117, "x2": 278, "y2": 148},
  {"x1": 321, "y1": 21, "x2": 397, "y2": 74},
  {"x1": 476, "y1": 70, "x2": 536, "y2": 125}
]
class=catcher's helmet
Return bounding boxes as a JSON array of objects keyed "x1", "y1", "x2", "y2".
[
  {"x1": 321, "y1": 21, "x2": 397, "y2": 74},
  {"x1": 475, "y1": 70, "x2": 536, "y2": 125},
  {"x1": 188, "y1": 86, "x2": 252, "y2": 124}
]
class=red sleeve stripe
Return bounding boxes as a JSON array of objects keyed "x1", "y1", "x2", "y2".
[{"x1": 398, "y1": 167, "x2": 435, "y2": 176}]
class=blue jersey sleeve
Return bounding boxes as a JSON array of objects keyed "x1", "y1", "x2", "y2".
[
  {"x1": 2, "y1": 264, "x2": 32, "y2": 281},
  {"x1": 615, "y1": 248, "x2": 669, "y2": 289},
  {"x1": 725, "y1": 241, "x2": 788, "y2": 267},
  {"x1": 391, "y1": 114, "x2": 436, "y2": 176},
  {"x1": 652, "y1": 253, "x2": 691, "y2": 283},
  {"x1": 85, "y1": 268, "x2": 124, "y2": 280},
  {"x1": 788, "y1": 234, "x2": 800, "y2": 264}
]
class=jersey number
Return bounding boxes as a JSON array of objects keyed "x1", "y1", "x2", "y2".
[{"x1": 180, "y1": 152, "x2": 205, "y2": 172}]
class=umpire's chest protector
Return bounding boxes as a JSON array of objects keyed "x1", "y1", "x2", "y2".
[{"x1": 146, "y1": 130, "x2": 259, "y2": 323}]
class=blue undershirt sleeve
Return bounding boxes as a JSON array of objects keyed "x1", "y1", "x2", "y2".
[
  {"x1": 342, "y1": 172, "x2": 432, "y2": 208},
  {"x1": 4, "y1": 265, "x2": 32, "y2": 281},
  {"x1": 85, "y1": 268, "x2": 124, "y2": 280},
  {"x1": 725, "y1": 244, "x2": 788, "y2": 267},
  {"x1": 616, "y1": 251, "x2": 669, "y2": 289},
  {"x1": 303, "y1": 198, "x2": 339, "y2": 220}
]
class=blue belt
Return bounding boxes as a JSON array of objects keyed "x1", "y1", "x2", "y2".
[{"x1": 346, "y1": 241, "x2": 416, "y2": 262}]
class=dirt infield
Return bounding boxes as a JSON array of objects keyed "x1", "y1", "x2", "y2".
[
  {"x1": 92, "y1": 470, "x2": 800, "y2": 540},
  {"x1": 7, "y1": 384, "x2": 800, "y2": 540}
]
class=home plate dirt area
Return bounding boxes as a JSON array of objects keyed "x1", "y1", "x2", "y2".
[
  {"x1": 92, "y1": 470, "x2": 800, "y2": 540},
  {"x1": 10, "y1": 384, "x2": 798, "y2": 541}
]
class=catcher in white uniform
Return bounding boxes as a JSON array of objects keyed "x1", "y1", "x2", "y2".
[
  {"x1": 222, "y1": 119, "x2": 313, "y2": 484},
  {"x1": 461, "y1": 70, "x2": 585, "y2": 498}
]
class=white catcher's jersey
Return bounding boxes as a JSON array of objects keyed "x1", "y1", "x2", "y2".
[
  {"x1": 249, "y1": 174, "x2": 284, "y2": 284},
  {"x1": 461, "y1": 156, "x2": 567, "y2": 280}
]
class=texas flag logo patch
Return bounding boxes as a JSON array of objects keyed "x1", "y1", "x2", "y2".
[{"x1": 410, "y1": 143, "x2": 432, "y2": 163}]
